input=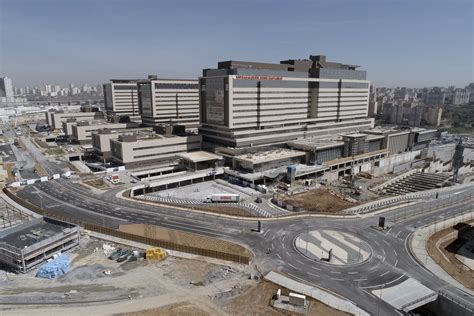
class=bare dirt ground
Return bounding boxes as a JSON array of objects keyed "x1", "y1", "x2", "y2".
[
  {"x1": 192, "y1": 204, "x2": 256, "y2": 217},
  {"x1": 427, "y1": 221, "x2": 474, "y2": 289},
  {"x1": 118, "y1": 223, "x2": 250, "y2": 258},
  {"x1": 0, "y1": 237, "x2": 348, "y2": 316},
  {"x1": 282, "y1": 188, "x2": 355, "y2": 213},
  {"x1": 83, "y1": 178, "x2": 110, "y2": 190}
]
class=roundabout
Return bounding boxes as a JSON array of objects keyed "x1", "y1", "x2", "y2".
[{"x1": 294, "y1": 229, "x2": 371, "y2": 266}]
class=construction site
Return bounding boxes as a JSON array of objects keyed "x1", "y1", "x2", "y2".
[{"x1": 0, "y1": 218, "x2": 349, "y2": 316}]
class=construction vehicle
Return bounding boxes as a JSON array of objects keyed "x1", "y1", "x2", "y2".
[{"x1": 205, "y1": 193, "x2": 240, "y2": 203}]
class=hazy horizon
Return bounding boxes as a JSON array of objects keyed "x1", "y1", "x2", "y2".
[{"x1": 1, "y1": 0, "x2": 473, "y2": 88}]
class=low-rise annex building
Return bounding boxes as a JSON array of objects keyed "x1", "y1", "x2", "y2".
[{"x1": 110, "y1": 124, "x2": 202, "y2": 168}]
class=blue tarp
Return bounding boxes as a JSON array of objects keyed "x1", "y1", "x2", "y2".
[{"x1": 36, "y1": 254, "x2": 70, "y2": 279}]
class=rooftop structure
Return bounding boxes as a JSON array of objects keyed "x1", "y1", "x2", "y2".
[
  {"x1": 46, "y1": 109, "x2": 104, "y2": 130},
  {"x1": 91, "y1": 127, "x2": 154, "y2": 160},
  {"x1": 0, "y1": 217, "x2": 80, "y2": 273},
  {"x1": 71, "y1": 120, "x2": 139, "y2": 145},
  {"x1": 232, "y1": 148, "x2": 306, "y2": 173}
]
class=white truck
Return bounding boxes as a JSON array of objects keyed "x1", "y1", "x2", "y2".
[{"x1": 205, "y1": 193, "x2": 240, "y2": 203}]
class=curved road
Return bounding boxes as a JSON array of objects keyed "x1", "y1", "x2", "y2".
[{"x1": 16, "y1": 178, "x2": 474, "y2": 315}]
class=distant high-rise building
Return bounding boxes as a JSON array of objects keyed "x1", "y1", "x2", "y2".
[
  {"x1": 451, "y1": 88, "x2": 470, "y2": 105},
  {"x1": 0, "y1": 77, "x2": 14, "y2": 102},
  {"x1": 422, "y1": 87, "x2": 445, "y2": 106},
  {"x1": 423, "y1": 106, "x2": 443, "y2": 127}
]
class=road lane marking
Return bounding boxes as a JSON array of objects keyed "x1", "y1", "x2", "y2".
[
  {"x1": 354, "y1": 278, "x2": 367, "y2": 282},
  {"x1": 348, "y1": 271, "x2": 358, "y2": 274},
  {"x1": 360, "y1": 273, "x2": 406, "y2": 289},
  {"x1": 276, "y1": 253, "x2": 281, "y2": 260},
  {"x1": 288, "y1": 263, "x2": 298, "y2": 270},
  {"x1": 308, "y1": 272, "x2": 320, "y2": 278},
  {"x1": 380, "y1": 271, "x2": 390, "y2": 277},
  {"x1": 330, "y1": 278, "x2": 344, "y2": 281}
]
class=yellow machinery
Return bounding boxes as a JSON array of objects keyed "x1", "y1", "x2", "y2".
[{"x1": 146, "y1": 248, "x2": 167, "y2": 260}]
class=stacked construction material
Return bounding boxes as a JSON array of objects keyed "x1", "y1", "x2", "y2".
[
  {"x1": 36, "y1": 254, "x2": 70, "y2": 279},
  {"x1": 145, "y1": 248, "x2": 167, "y2": 260}
]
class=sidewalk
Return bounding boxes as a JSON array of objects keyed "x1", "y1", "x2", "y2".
[
  {"x1": 410, "y1": 211, "x2": 474, "y2": 296},
  {"x1": 265, "y1": 271, "x2": 370, "y2": 316}
]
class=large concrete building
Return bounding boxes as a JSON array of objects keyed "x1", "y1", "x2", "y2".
[
  {"x1": 71, "y1": 120, "x2": 139, "y2": 144},
  {"x1": 0, "y1": 217, "x2": 80, "y2": 273},
  {"x1": 110, "y1": 125, "x2": 202, "y2": 167},
  {"x1": 138, "y1": 78, "x2": 200, "y2": 128},
  {"x1": 91, "y1": 127, "x2": 152, "y2": 161},
  {"x1": 199, "y1": 55, "x2": 373, "y2": 148},
  {"x1": 103, "y1": 79, "x2": 141, "y2": 118},
  {"x1": 46, "y1": 109, "x2": 104, "y2": 130}
]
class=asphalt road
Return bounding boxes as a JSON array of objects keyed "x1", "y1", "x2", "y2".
[{"x1": 15, "y1": 177, "x2": 474, "y2": 315}]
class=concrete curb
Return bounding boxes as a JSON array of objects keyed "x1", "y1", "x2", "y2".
[
  {"x1": 265, "y1": 271, "x2": 370, "y2": 316},
  {"x1": 409, "y1": 211, "x2": 474, "y2": 296},
  {"x1": 0, "y1": 192, "x2": 42, "y2": 219}
]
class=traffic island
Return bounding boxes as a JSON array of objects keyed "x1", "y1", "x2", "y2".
[{"x1": 294, "y1": 229, "x2": 371, "y2": 265}]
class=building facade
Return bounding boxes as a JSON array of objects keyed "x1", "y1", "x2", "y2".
[
  {"x1": 138, "y1": 78, "x2": 200, "y2": 128},
  {"x1": 0, "y1": 77, "x2": 14, "y2": 103},
  {"x1": 103, "y1": 79, "x2": 140, "y2": 118},
  {"x1": 199, "y1": 55, "x2": 374, "y2": 148},
  {"x1": 110, "y1": 131, "x2": 202, "y2": 167},
  {"x1": 452, "y1": 88, "x2": 470, "y2": 105},
  {"x1": 46, "y1": 110, "x2": 105, "y2": 130},
  {"x1": 71, "y1": 121, "x2": 139, "y2": 144}
]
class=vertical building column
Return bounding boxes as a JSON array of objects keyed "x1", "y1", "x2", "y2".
[{"x1": 228, "y1": 76, "x2": 234, "y2": 128}]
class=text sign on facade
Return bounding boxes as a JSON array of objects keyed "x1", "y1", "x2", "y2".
[{"x1": 234, "y1": 75, "x2": 282, "y2": 81}]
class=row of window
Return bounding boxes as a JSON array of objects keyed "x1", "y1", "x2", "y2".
[{"x1": 155, "y1": 83, "x2": 199, "y2": 90}]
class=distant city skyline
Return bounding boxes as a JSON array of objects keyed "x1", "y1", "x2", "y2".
[{"x1": 1, "y1": 0, "x2": 472, "y2": 88}]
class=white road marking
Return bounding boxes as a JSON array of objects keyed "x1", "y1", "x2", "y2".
[
  {"x1": 308, "y1": 272, "x2": 320, "y2": 278},
  {"x1": 348, "y1": 271, "x2": 358, "y2": 274},
  {"x1": 380, "y1": 271, "x2": 390, "y2": 277}
]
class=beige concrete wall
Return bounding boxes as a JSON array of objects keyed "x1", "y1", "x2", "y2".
[
  {"x1": 111, "y1": 134, "x2": 202, "y2": 165},
  {"x1": 51, "y1": 112, "x2": 104, "y2": 129},
  {"x1": 71, "y1": 123, "x2": 129, "y2": 144}
]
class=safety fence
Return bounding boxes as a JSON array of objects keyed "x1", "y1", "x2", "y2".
[{"x1": 3, "y1": 188, "x2": 251, "y2": 265}]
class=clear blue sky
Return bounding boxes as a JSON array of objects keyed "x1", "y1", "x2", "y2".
[{"x1": 0, "y1": 0, "x2": 472, "y2": 88}]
